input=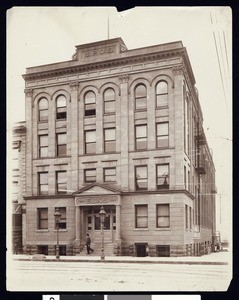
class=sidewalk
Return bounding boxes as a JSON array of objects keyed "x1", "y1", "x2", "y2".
[{"x1": 11, "y1": 250, "x2": 230, "y2": 265}]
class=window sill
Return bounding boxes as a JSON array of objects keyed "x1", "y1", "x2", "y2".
[
  {"x1": 36, "y1": 229, "x2": 49, "y2": 232},
  {"x1": 155, "y1": 228, "x2": 170, "y2": 231},
  {"x1": 134, "y1": 228, "x2": 149, "y2": 231},
  {"x1": 54, "y1": 229, "x2": 67, "y2": 232},
  {"x1": 103, "y1": 113, "x2": 115, "y2": 116},
  {"x1": 134, "y1": 108, "x2": 147, "y2": 112},
  {"x1": 156, "y1": 105, "x2": 169, "y2": 109}
]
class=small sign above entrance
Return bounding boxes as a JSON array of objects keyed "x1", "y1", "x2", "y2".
[{"x1": 75, "y1": 195, "x2": 119, "y2": 206}]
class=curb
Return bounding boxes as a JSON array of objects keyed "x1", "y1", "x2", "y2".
[{"x1": 13, "y1": 258, "x2": 228, "y2": 265}]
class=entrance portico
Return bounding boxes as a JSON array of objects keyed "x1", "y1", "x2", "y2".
[{"x1": 74, "y1": 183, "x2": 122, "y2": 254}]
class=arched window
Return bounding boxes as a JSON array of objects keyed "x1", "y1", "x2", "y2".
[
  {"x1": 38, "y1": 98, "x2": 48, "y2": 122},
  {"x1": 85, "y1": 91, "x2": 96, "y2": 116},
  {"x1": 156, "y1": 81, "x2": 168, "y2": 107},
  {"x1": 104, "y1": 88, "x2": 115, "y2": 114},
  {"x1": 56, "y1": 95, "x2": 67, "y2": 119},
  {"x1": 135, "y1": 84, "x2": 147, "y2": 110}
]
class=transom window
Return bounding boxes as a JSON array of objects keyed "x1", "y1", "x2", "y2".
[
  {"x1": 156, "y1": 81, "x2": 168, "y2": 107},
  {"x1": 156, "y1": 164, "x2": 169, "y2": 189},
  {"x1": 38, "y1": 98, "x2": 48, "y2": 122},
  {"x1": 38, "y1": 172, "x2": 48, "y2": 195},
  {"x1": 85, "y1": 91, "x2": 96, "y2": 116},
  {"x1": 135, "y1": 124, "x2": 147, "y2": 150},
  {"x1": 56, "y1": 95, "x2": 67, "y2": 119},
  {"x1": 156, "y1": 122, "x2": 169, "y2": 148},
  {"x1": 39, "y1": 135, "x2": 48, "y2": 158},
  {"x1": 135, "y1": 166, "x2": 148, "y2": 190},
  {"x1": 104, "y1": 88, "x2": 116, "y2": 114},
  {"x1": 104, "y1": 167, "x2": 116, "y2": 182},
  {"x1": 157, "y1": 204, "x2": 170, "y2": 228},
  {"x1": 104, "y1": 128, "x2": 116, "y2": 152},
  {"x1": 85, "y1": 130, "x2": 96, "y2": 154},
  {"x1": 135, "y1": 84, "x2": 147, "y2": 110},
  {"x1": 37, "y1": 208, "x2": 48, "y2": 229},
  {"x1": 84, "y1": 168, "x2": 96, "y2": 183},
  {"x1": 135, "y1": 205, "x2": 148, "y2": 228},
  {"x1": 56, "y1": 171, "x2": 67, "y2": 194},
  {"x1": 56, "y1": 133, "x2": 67, "y2": 156}
]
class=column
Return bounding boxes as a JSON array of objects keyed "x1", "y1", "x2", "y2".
[
  {"x1": 70, "y1": 82, "x2": 79, "y2": 192},
  {"x1": 115, "y1": 204, "x2": 121, "y2": 241},
  {"x1": 75, "y1": 206, "x2": 80, "y2": 240},
  {"x1": 119, "y1": 74, "x2": 129, "y2": 191}
]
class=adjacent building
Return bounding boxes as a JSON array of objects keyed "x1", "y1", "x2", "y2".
[{"x1": 13, "y1": 37, "x2": 216, "y2": 257}]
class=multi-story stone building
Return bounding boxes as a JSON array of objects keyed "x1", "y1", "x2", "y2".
[{"x1": 16, "y1": 37, "x2": 216, "y2": 257}]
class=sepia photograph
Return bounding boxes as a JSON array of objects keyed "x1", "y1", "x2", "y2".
[{"x1": 6, "y1": 6, "x2": 232, "y2": 292}]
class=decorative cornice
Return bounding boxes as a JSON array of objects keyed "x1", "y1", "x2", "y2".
[
  {"x1": 24, "y1": 88, "x2": 33, "y2": 97},
  {"x1": 69, "y1": 81, "x2": 79, "y2": 91}
]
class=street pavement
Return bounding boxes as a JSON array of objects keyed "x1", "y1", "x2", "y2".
[{"x1": 11, "y1": 250, "x2": 230, "y2": 265}]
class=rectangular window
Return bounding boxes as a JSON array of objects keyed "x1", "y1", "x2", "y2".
[
  {"x1": 135, "y1": 166, "x2": 148, "y2": 190},
  {"x1": 38, "y1": 172, "x2": 48, "y2": 195},
  {"x1": 157, "y1": 204, "x2": 170, "y2": 228},
  {"x1": 37, "y1": 208, "x2": 48, "y2": 229},
  {"x1": 135, "y1": 205, "x2": 148, "y2": 228},
  {"x1": 189, "y1": 206, "x2": 192, "y2": 229},
  {"x1": 104, "y1": 128, "x2": 116, "y2": 152},
  {"x1": 104, "y1": 167, "x2": 116, "y2": 182},
  {"x1": 56, "y1": 133, "x2": 67, "y2": 156},
  {"x1": 156, "y1": 164, "x2": 169, "y2": 189},
  {"x1": 56, "y1": 171, "x2": 67, "y2": 194},
  {"x1": 85, "y1": 130, "x2": 96, "y2": 154},
  {"x1": 39, "y1": 135, "x2": 48, "y2": 158},
  {"x1": 84, "y1": 168, "x2": 96, "y2": 183},
  {"x1": 156, "y1": 122, "x2": 169, "y2": 148},
  {"x1": 185, "y1": 204, "x2": 188, "y2": 229},
  {"x1": 156, "y1": 245, "x2": 170, "y2": 257},
  {"x1": 55, "y1": 207, "x2": 66, "y2": 229},
  {"x1": 135, "y1": 124, "x2": 147, "y2": 150}
]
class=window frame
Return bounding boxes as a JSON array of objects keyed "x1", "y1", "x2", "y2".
[
  {"x1": 135, "y1": 124, "x2": 147, "y2": 150},
  {"x1": 85, "y1": 130, "x2": 96, "y2": 154},
  {"x1": 39, "y1": 134, "x2": 48, "y2": 158},
  {"x1": 104, "y1": 128, "x2": 116, "y2": 153},
  {"x1": 56, "y1": 132, "x2": 67, "y2": 157},
  {"x1": 84, "y1": 168, "x2": 97, "y2": 183},
  {"x1": 38, "y1": 98, "x2": 48, "y2": 122},
  {"x1": 156, "y1": 204, "x2": 170, "y2": 228},
  {"x1": 156, "y1": 81, "x2": 168, "y2": 107},
  {"x1": 104, "y1": 88, "x2": 116, "y2": 114},
  {"x1": 135, "y1": 204, "x2": 148, "y2": 228},
  {"x1": 156, "y1": 122, "x2": 169, "y2": 148},
  {"x1": 135, "y1": 84, "x2": 147, "y2": 110},
  {"x1": 56, "y1": 170, "x2": 67, "y2": 194},
  {"x1": 135, "y1": 165, "x2": 148, "y2": 191},
  {"x1": 37, "y1": 208, "x2": 48, "y2": 229},
  {"x1": 156, "y1": 164, "x2": 169, "y2": 189},
  {"x1": 103, "y1": 167, "x2": 116, "y2": 183},
  {"x1": 84, "y1": 91, "x2": 96, "y2": 117},
  {"x1": 38, "y1": 172, "x2": 48, "y2": 195},
  {"x1": 56, "y1": 95, "x2": 67, "y2": 120}
]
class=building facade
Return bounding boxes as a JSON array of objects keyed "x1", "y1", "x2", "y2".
[{"x1": 16, "y1": 38, "x2": 216, "y2": 257}]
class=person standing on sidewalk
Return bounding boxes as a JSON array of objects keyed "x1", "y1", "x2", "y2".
[{"x1": 86, "y1": 233, "x2": 94, "y2": 254}]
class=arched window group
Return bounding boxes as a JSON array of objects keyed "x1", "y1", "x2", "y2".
[{"x1": 38, "y1": 94, "x2": 67, "y2": 122}]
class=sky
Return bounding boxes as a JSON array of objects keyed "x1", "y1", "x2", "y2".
[{"x1": 7, "y1": 6, "x2": 232, "y2": 242}]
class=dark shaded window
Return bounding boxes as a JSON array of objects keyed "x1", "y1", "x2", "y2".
[
  {"x1": 104, "y1": 88, "x2": 115, "y2": 114},
  {"x1": 135, "y1": 205, "x2": 148, "y2": 228},
  {"x1": 135, "y1": 166, "x2": 148, "y2": 190},
  {"x1": 85, "y1": 130, "x2": 96, "y2": 154},
  {"x1": 156, "y1": 164, "x2": 169, "y2": 189},
  {"x1": 39, "y1": 135, "x2": 48, "y2": 158},
  {"x1": 38, "y1": 172, "x2": 48, "y2": 195},
  {"x1": 156, "y1": 122, "x2": 169, "y2": 148},
  {"x1": 156, "y1": 245, "x2": 170, "y2": 257},
  {"x1": 156, "y1": 81, "x2": 168, "y2": 107},
  {"x1": 37, "y1": 208, "x2": 48, "y2": 229},
  {"x1": 56, "y1": 171, "x2": 67, "y2": 194},
  {"x1": 56, "y1": 133, "x2": 67, "y2": 156},
  {"x1": 56, "y1": 95, "x2": 67, "y2": 119},
  {"x1": 85, "y1": 91, "x2": 96, "y2": 116},
  {"x1": 38, "y1": 98, "x2": 48, "y2": 122},
  {"x1": 135, "y1": 124, "x2": 147, "y2": 150},
  {"x1": 135, "y1": 84, "x2": 147, "y2": 110},
  {"x1": 157, "y1": 204, "x2": 170, "y2": 228},
  {"x1": 37, "y1": 245, "x2": 48, "y2": 255},
  {"x1": 104, "y1": 128, "x2": 116, "y2": 152}
]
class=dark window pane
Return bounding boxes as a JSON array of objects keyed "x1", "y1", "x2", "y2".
[
  {"x1": 85, "y1": 143, "x2": 96, "y2": 154},
  {"x1": 105, "y1": 141, "x2": 116, "y2": 152},
  {"x1": 157, "y1": 136, "x2": 169, "y2": 148},
  {"x1": 57, "y1": 145, "x2": 66, "y2": 156},
  {"x1": 136, "y1": 139, "x2": 147, "y2": 150}
]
